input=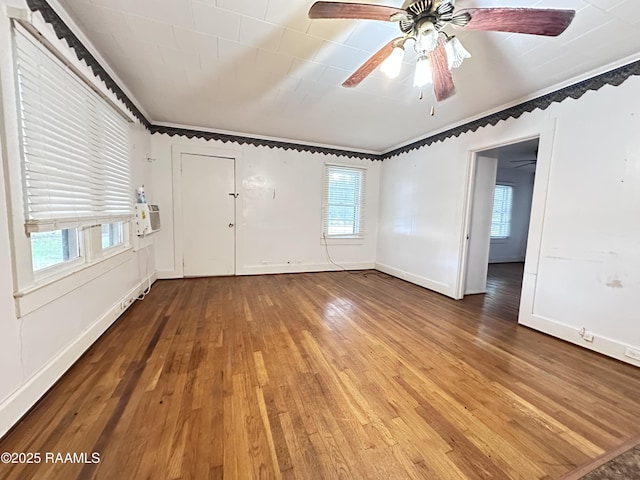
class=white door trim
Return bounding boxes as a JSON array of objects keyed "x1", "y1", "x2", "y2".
[
  {"x1": 455, "y1": 119, "x2": 557, "y2": 313},
  {"x1": 171, "y1": 144, "x2": 242, "y2": 278}
]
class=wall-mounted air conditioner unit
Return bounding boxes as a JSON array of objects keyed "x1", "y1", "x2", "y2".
[{"x1": 135, "y1": 204, "x2": 160, "y2": 236}]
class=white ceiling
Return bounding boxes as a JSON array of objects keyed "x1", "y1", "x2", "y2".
[{"x1": 55, "y1": 0, "x2": 640, "y2": 152}]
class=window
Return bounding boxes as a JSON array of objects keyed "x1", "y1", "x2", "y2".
[
  {"x1": 102, "y1": 222, "x2": 124, "y2": 250},
  {"x1": 13, "y1": 24, "x2": 132, "y2": 276},
  {"x1": 491, "y1": 185, "x2": 513, "y2": 239},
  {"x1": 322, "y1": 165, "x2": 366, "y2": 238},
  {"x1": 31, "y1": 229, "x2": 81, "y2": 271}
]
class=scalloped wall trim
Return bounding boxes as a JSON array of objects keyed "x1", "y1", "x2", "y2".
[
  {"x1": 25, "y1": 0, "x2": 640, "y2": 162},
  {"x1": 382, "y1": 60, "x2": 640, "y2": 159},
  {"x1": 26, "y1": 0, "x2": 151, "y2": 129},
  {"x1": 150, "y1": 125, "x2": 380, "y2": 160}
]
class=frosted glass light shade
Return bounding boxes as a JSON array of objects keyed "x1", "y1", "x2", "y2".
[
  {"x1": 380, "y1": 46, "x2": 405, "y2": 79},
  {"x1": 445, "y1": 37, "x2": 471, "y2": 69},
  {"x1": 413, "y1": 56, "x2": 432, "y2": 87},
  {"x1": 415, "y1": 28, "x2": 439, "y2": 54}
]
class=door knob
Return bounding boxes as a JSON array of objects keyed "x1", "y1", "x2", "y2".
[{"x1": 229, "y1": 223, "x2": 234, "y2": 228}]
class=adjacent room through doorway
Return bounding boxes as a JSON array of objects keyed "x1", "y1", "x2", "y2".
[{"x1": 463, "y1": 138, "x2": 539, "y2": 321}]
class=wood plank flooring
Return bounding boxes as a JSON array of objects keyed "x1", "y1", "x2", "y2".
[{"x1": 1, "y1": 267, "x2": 639, "y2": 479}]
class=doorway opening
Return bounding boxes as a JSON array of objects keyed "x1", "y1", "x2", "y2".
[{"x1": 462, "y1": 137, "x2": 539, "y2": 319}]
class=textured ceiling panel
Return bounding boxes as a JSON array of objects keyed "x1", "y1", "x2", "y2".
[{"x1": 55, "y1": 0, "x2": 640, "y2": 151}]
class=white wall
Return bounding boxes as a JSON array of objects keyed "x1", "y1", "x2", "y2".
[
  {"x1": 0, "y1": 0, "x2": 155, "y2": 437},
  {"x1": 150, "y1": 134, "x2": 380, "y2": 278},
  {"x1": 376, "y1": 132, "x2": 474, "y2": 297},
  {"x1": 378, "y1": 75, "x2": 640, "y2": 366},
  {"x1": 489, "y1": 167, "x2": 535, "y2": 264},
  {"x1": 0, "y1": 112, "x2": 22, "y2": 432}
]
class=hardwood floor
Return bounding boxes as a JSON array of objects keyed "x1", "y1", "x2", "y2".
[
  {"x1": 473, "y1": 262, "x2": 526, "y2": 322},
  {"x1": 1, "y1": 270, "x2": 639, "y2": 479}
]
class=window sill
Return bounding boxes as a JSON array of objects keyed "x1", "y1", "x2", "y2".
[
  {"x1": 101, "y1": 243, "x2": 126, "y2": 257},
  {"x1": 14, "y1": 246, "x2": 134, "y2": 318},
  {"x1": 321, "y1": 237, "x2": 365, "y2": 246}
]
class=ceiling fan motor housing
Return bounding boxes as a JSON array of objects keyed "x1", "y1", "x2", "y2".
[
  {"x1": 400, "y1": 0, "x2": 433, "y2": 34},
  {"x1": 399, "y1": 0, "x2": 467, "y2": 35}
]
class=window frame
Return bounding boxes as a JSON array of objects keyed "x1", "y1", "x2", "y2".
[
  {"x1": 30, "y1": 228, "x2": 83, "y2": 275},
  {"x1": 101, "y1": 222, "x2": 126, "y2": 253},
  {"x1": 321, "y1": 163, "x2": 366, "y2": 242},
  {"x1": 3, "y1": 17, "x2": 136, "y2": 315}
]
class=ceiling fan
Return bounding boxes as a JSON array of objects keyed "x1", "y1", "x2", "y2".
[
  {"x1": 509, "y1": 158, "x2": 536, "y2": 168},
  {"x1": 308, "y1": 1, "x2": 575, "y2": 101}
]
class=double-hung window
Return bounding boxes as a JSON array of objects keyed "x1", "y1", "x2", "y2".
[
  {"x1": 13, "y1": 23, "x2": 132, "y2": 280},
  {"x1": 322, "y1": 165, "x2": 366, "y2": 239},
  {"x1": 102, "y1": 222, "x2": 125, "y2": 250},
  {"x1": 491, "y1": 184, "x2": 513, "y2": 239}
]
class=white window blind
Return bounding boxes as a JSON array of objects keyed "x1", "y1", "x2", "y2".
[
  {"x1": 14, "y1": 25, "x2": 133, "y2": 233},
  {"x1": 322, "y1": 165, "x2": 366, "y2": 238},
  {"x1": 491, "y1": 184, "x2": 513, "y2": 238}
]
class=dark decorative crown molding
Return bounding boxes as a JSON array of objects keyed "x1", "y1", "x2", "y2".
[
  {"x1": 151, "y1": 125, "x2": 380, "y2": 160},
  {"x1": 383, "y1": 59, "x2": 640, "y2": 159},
  {"x1": 25, "y1": 0, "x2": 640, "y2": 162}
]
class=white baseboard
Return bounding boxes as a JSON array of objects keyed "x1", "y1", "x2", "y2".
[
  {"x1": 238, "y1": 262, "x2": 376, "y2": 276},
  {"x1": 157, "y1": 269, "x2": 178, "y2": 279},
  {"x1": 489, "y1": 258, "x2": 525, "y2": 264},
  {"x1": 159, "y1": 263, "x2": 376, "y2": 278},
  {"x1": 375, "y1": 262, "x2": 454, "y2": 299},
  {"x1": 0, "y1": 272, "x2": 157, "y2": 440},
  {"x1": 519, "y1": 313, "x2": 640, "y2": 368},
  {"x1": 465, "y1": 289, "x2": 486, "y2": 295}
]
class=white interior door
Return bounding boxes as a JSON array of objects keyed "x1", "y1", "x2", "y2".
[
  {"x1": 464, "y1": 155, "x2": 498, "y2": 295},
  {"x1": 181, "y1": 153, "x2": 235, "y2": 277}
]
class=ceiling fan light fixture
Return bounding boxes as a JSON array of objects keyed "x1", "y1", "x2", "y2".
[
  {"x1": 413, "y1": 55, "x2": 432, "y2": 87},
  {"x1": 307, "y1": 1, "x2": 576, "y2": 101},
  {"x1": 415, "y1": 26, "x2": 439, "y2": 54},
  {"x1": 445, "y1": 37, "x2": 471, "y2": 69},
  {"x1": 380, "y1": 45, "x2": 405, "y2": 79}
]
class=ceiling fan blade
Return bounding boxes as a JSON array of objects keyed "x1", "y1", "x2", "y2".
[
  {"x1": 429, "y1": 40, "x2": 455, "y2": 102},
  {"x1": 456, "y1": 8, "x2": 575, "y2": 36},
  {"x1": 342, "y1": 37, "x2": 401, "y2": 88},
  {"x1": 309, "y1": 1, "x2": 406, "y2": 21}
]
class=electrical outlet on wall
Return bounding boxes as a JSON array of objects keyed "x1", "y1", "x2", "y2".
[
  {"x1": 121, "y1": 298, "x2": 133, "y2": 310},
  {"x1": 579, "y1": 327, "x2": 594, "y2": 342}
]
